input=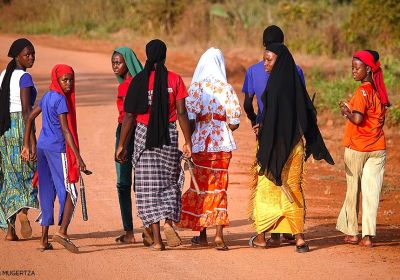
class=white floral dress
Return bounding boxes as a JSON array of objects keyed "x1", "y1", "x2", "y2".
[{"x1": 186, "y1": 77, "x2": 241, "y2": 153}]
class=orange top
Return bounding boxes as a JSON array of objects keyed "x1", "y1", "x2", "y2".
[{"x1": 343, "y1": 82, "x2": 386, "y2": 152}]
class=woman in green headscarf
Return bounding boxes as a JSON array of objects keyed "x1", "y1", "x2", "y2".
[{"x1": 111, "y1": 47, "x2": 143, "y2": 244}]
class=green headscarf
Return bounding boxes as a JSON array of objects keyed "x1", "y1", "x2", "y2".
[{"x1": 113, "y1": 46, "x2": 143, "y2": 84}]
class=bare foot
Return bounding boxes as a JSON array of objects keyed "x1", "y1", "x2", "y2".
[
  {"x1": 344, "y1": 235, "x2": 358, "y2": 244},
  {"x1": 5, "y1": 234, "x2": 19, "y2": 241},
  {"x1": 5, "y1": 226, "x2": 19, "y2": 241},
  {"x1": 214, "y1": 237, "x2": 229, "y2": 251},
  {"x1": 359, "y1": 236, "x2": 373, "y2": 248},
  {"x1": 115, "y1": 232, "x2": 136, "y2": 244}
]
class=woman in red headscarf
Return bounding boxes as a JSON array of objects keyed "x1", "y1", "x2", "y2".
[
  {"x1": 22, "y1": 64, "x2": 88, "y2": 253},
  {"x1": 336, "y1": 50, "x2": 389, "y2": 247}
]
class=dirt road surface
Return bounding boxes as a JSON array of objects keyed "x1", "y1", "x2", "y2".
[{"x1": 1, "y1": 35, "x2": 399, "y2": 280}]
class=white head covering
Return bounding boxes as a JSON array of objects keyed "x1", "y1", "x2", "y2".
[{"x1": 190, "y1": 47, "x2": 227, "y2": 85}]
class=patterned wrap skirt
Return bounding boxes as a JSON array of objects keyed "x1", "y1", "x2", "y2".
[
  {"x1": 0, "y1": 112, "x2": 39, "y2": 229},
  {"x1": 132, "y1": 122, "x2": 184, "y2": 227},
  {"x1": 178, "y1": 151, "x2": 231, "y2": 231},
  {"x1": 249, "y1": 141, "x2": 305, "y2": 234}
]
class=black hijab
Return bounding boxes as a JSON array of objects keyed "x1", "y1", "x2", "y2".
[
  {"x1": 0, "y1": 38, "x2": 34, "y2": 136},
  {"x1": 257, "y1": 43, "x2": 334, "y2": 186},
  {"x1": 263, "y1": 25, "x2": 284, "y2": 47},
  {"x1": 124, "y1": 39, "x2": 170, "y2": 148}
]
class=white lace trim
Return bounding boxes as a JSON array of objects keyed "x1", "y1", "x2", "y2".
[{"x1": 192, "y1": 144, "x2": 237, "y2": 153}]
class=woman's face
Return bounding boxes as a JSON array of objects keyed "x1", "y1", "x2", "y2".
[
  {"x1": 112, "y1": 53, "x2": 128, "y2": 77},
  {"x1": 58, "y1": 73, "x2": 74, "y2": 94},
  {"x1": 263, "y1": 50, "x2": 277, "y2": 73},
  {"x1": 352, "y1": 58, "x2": 369, "y2": 81},
  {"x1": 17, "y1": 46, "x2": 35, "y2": 68}
]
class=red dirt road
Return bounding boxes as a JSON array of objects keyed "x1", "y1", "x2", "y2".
[{"x1": 1, "y1": 35, "x2": 399, "y2": 280}]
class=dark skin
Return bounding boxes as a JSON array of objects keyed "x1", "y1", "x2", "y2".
[
  {"x1": 21, "y1": 73, "x2": 88, "y2": 250},
  {"x1": 115, "y1": 62, "x2": 192, "y2": 250},
  {"x1": 339, "y1": 58, "x2": 371, "y2": 126},
  {"x1": 340, "y1": 58, "x2": 374, "y2": 247},
  {"x1": 243, "y1": 51, "x2": 270, "y2": 136},
  {"x1": 194, "y1": 118, "x2": 238, "y2": 248},
  {"x1": 111, "y1": 52, "x2": 135, "y2": 243},
  {"x1": 5, "y1": 46, "x2": 36, "y2": 241},
  {"x1": 112, "y1": 53, "x2": 131, "y2": 80},
  {"x1": 250, "y1": 49, "x2": 306, "y2": 249}
]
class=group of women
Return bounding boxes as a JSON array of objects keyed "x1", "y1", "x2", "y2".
[{"x1": 0, "y1": 24, "x2": 389, "y2": 253}]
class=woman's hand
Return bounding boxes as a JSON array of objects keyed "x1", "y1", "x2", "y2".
[
  {"x1": 77, "y1": 156, "x2": 87, "y2": 172},
  {"x1": 182, "y1": 143, "x2": 192, "y2": 159},
  {"x1": 30, "y1": 142, "x2": 37, "y2": 161},
  {"x1": 339, "y1": 100, "x2": 350, "y2": 117},
  {"x1": 21, "y1": 146, "x2": 30, "y2": 161},
  {"x1": 115, "y1": 145, "x2": 128, "y2": 163},
  {"x1": 252, "y1": 123, "x2": 260, "y2": 135},
  {"x1": 228, "y1": 123, "x2": 239, "y2": 132}
]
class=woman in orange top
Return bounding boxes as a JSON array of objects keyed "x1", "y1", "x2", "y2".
[{"x1": 336, "y1": 50, "x2": 389, "y2": 247}]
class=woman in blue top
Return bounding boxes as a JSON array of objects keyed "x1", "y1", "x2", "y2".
[
  {"x1": 0, "y1": 38, "x2": 39, "y2": 241},
  {"x1": 22, "y1": 64, "x2": 88, "y2": 253}
]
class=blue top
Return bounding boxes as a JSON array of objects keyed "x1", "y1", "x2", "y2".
[
  {"x1": 19, "y1": 72, "x2": 37, "y2": 106},
  {"x1": 37, "y1": 91, "x2": 69, "y2": 153},
  {"x1": 242, "y1": 61, "x2": 306, "y2": 123}
]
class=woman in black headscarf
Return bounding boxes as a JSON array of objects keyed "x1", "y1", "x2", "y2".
[
  {"x1": 0, "y1": 38, "x2": 39, "y2": 241},
  {"x1": 116, "y1": 39, "x2": 192, "y2": 251},
  {"x1": 248, "y1": 43, "x2": 334, "y2": 253}
]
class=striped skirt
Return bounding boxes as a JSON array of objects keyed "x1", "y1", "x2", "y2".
[
  {"x1": 0, "y1": 112, "x2": 39, "y2": 229},
  {"x1": 132, "y1": 122, "x2": 184, "y2": 227},
  {"x1": 178, "y1": 151, "x2": 231, "y2": 231}
]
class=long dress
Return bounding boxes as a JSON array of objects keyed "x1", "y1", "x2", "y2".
[
  {"x1": 178, "y1": 77, "x2": 241, "y2": 231},
  {"x1": 0, "y1": 69, "x2": 39, "y2": 229},
  {"x1": 250, "y1": 141, "x2": 305, "y2": 234}
]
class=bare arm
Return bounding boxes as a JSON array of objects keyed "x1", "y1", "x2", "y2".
[
  {"x1": 176, "y1": 98, "x2": 192, "y2": 158},
  {"x1": 21, "y1": 106, "x2": 42, "y2": 161},
  {"x1": 59, "y1": 113, "x2": 86, "y2": 171},
  {"x1": 339, "y1": 101, "x2": 364, "y2": 125},
  {"x1": 243, "y1": 93, "x2": 257, "y2": 127},
  {"x1": 229, "y1": 123, "x2": 239, "y2": 131},
  {"x1": 20, "y1": 87, "x2": 37, "y2": 157},
  {"x1": 115, "y1": 112, "x2": 135, "y2": 162}
]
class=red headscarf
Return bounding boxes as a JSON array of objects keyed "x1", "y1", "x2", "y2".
[
  {"x1": 50, "y1": 64, "x2": 80, "y2": 183},
  {"x1": 353, "y1": 50, "x2": 390, "y2": 107}
]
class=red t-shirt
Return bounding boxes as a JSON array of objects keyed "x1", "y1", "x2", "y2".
[
  {"x1": 343, "y1": 82, "x2": 386, "y2": 152},
  {"x1": 136, "y1": 71, "x2": 188, "y2": 125},
  {"x1": 116, "y1": 76, "x2": 133, "y2": 124}
]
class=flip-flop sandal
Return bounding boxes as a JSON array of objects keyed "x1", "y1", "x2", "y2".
[
  {"x1": 149, "y1": 244, "x2": 166, "y2": 251},
  {"x1": 53, "y1": 234, "x2": 79, "y2": 253},
  {"x1": 115, "y1": 234, "x2": 135, "y2": 244},
  {"x1": 295, "y1": 243, "x2": 310, "y2": 253},
  {"x1": 38, "y1": 243, "x2": 53, "y2": 252},
  {"x1": 19, "y1": 212, "x2": 32, "y2": 239},
  {"x1": 248, "y1": 235, "x2": 266, "y2": 249},
  {"x1": 164, "y1": 225, "x2": 182, "y2": 247},
  {"x1": 142, "y1": 227, "x2": 154, "y2": 247},
  {"x1": 191, "y1": 236, "x2": 209, "y2": 247},
  {"x1": 215, "y1": 242, "x2": 229, "y2": 251}
]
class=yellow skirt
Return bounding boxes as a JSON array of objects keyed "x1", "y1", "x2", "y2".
[{"x1": 250, "y1": 141, "x2": 305, "y2": 234}]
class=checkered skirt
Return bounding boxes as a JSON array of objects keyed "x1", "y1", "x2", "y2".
[{"x1": 132, "y1": 122, "x2": 184, "y2": 227}]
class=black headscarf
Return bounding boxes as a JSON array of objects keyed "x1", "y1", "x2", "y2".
[
  {"x1": 0, "y1": 38, "x2": 34, "y2": 136},
  {"x1": 257, "y1": 43, "x2": 334, "y2": 186},
  {"x1": 124, "y1": 39, "x2": 170, "y2": 148},
  {"x1": 263, "y1": 25, "x2": 284, "y2": 47}
]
